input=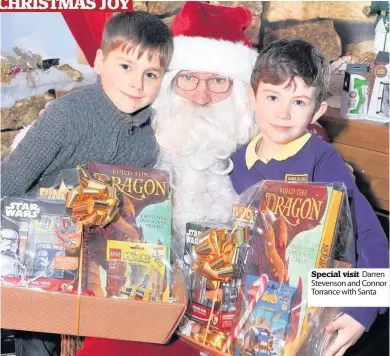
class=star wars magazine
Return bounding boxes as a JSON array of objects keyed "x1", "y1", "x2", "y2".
[
  {"x1": 0, "y1": 197, "x2": 82, "y2": 291},
  {"x1": 84, "y1": 162, "x2": 172, "y2": 301}
]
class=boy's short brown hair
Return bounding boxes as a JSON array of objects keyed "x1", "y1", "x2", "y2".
[
  {"x1": 101, "y1": 12, "x2": 174, "y2": 70},
  {"x1": 250, "y1": 39, "x2": 330, "y2": 110}
]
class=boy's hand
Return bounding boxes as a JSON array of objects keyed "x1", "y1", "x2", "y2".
[
  {"x1": 39, "y1": 100, "x2": 54, "y2": 116},
  {"x1": 324, "y1": 314, "x2": 365, "y2": 356}
]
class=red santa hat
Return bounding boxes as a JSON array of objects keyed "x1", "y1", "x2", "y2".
[{"x1": 170, "y1": 1, "x2": 258, "y2": 84}]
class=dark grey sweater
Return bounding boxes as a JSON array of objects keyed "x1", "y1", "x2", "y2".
[{"x1": 1, "y1": 80, "x2": 158, "y2": 196}]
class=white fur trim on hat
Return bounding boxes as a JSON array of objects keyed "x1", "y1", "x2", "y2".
[{"x1": 169, "y1": 36, "x2": 258, "y2": 84}]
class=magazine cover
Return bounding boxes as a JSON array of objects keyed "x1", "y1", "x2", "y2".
[
  {"x1": 0, "y1": 197, "x2": 82, "y2": 290},
  {"x1": 235, "y1": 181, "x2": 343, "y2": 356},
  {"x1": 85, "y1": 162, "x2": 172, "y2": 297}
]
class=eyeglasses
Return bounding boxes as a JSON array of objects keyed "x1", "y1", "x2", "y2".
[{"x1": 175, "y1": 73, "x2": 232, "y2": 93}]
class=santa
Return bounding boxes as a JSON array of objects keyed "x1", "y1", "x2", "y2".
[
  {"x1": 77, "y1": 2, "x2": 258, "y2": 356},
  {"x1": 152, "y1": 1, "x2": 258, "y2": 261}
]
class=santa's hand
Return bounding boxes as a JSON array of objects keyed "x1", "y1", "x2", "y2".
[{"x1": 324, "y1": 314, "x2": 365, "y2": 356}]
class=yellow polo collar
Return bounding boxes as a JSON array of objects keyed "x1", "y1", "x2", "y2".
[{"x1": 245, "y1": 132, "x2": 312, "y2": 169}]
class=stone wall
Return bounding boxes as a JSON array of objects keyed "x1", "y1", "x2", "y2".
[
  {"x1": 38, "y1": 2, "x2": 381, "y2": 76},
  {"x1": 76, "y1": 1, "x2": 376, "y2": 63},
  {"x1": 135, "y1": 0, "x2": 377, "y2": 62}
]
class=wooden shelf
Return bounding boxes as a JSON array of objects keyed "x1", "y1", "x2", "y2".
[
  {"x1": 319, "y1": 107, "x2": 389, "y2": 154},
  {"x1": 319, "y1": 108, "x2": 389, "y2": 211}
]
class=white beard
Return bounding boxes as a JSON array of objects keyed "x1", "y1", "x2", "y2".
[{"x1": 153, "y1": 72, "x2": 257, "y2": 261}]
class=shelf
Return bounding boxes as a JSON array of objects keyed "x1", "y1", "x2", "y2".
[
  {"x1": 319, "y1": 108, "x2": 389, "y2": 154},
  {"x1": 319, "y1": 108, "x2": 389, "y2": 211}
]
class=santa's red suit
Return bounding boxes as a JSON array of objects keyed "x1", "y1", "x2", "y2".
[{"x1": 77, "y1": 336, "x2": 199, "y2": 356}]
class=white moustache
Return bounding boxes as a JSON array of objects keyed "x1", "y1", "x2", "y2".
[{"x1": 154, "y1": 86, "x2": 255, "y2": 174}]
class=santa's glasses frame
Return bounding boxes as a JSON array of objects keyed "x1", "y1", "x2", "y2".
[{"x1": 175, "y1": 73, "x2": 233, "y2": 93}]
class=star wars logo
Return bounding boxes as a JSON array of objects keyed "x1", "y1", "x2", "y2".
[
  {"x1": 5, "y1": 202, "x2": 40, "y2": 219},
  {"x1": 36, "y1": 243, "x2": 64, "y2": 251},
  {"x1": 186, "y1": 228, "x2": 202, "y2": 245}
]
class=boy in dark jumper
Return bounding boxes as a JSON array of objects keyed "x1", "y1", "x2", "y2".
[
  {"x1": 1, "y1": 12, "x2": 173, "y2": 197},
  {"x1": 1, "y1": 12, "x2": 173, "y2": 356},
  {"x1": 230, "y1": 39, "x2": 389, "y2": 356}
]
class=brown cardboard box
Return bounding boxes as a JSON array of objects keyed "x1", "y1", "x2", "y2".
[{"x1": 1, "y1": 276, "x2": 186, "y2": 344}]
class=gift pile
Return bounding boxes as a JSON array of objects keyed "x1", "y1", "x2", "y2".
[
  {"x1": 1, "y1": 164, "x2": 354, "y2": 349},
  {"x1": 178, "y1": 180, "x2": 353, "y2": 356},
  {"x1": 1, "y1": 163, "x2": 186, "y2": 344}
]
